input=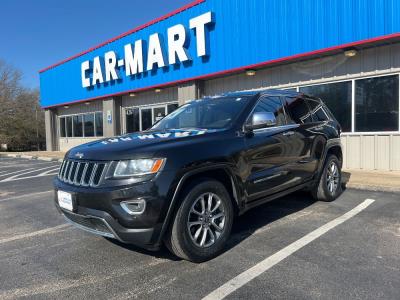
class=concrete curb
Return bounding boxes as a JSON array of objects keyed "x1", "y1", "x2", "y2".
[
  {"x1": 345, "y1": 183, "x2": 400, "y2": 193},
  {"x1": 0, "y1": 153, "x2": 63, "y2": 163}
]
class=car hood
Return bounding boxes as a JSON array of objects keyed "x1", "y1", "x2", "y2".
[{"x1": 66, "y1": 128, "x2": 223, "y2": 161}]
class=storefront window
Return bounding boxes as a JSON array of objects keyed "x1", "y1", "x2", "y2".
[
  {"x1": 167, "y1": 103, "x2": 179, "y2": 114},
  {"x1": 355, "y1": 75, "x2": 399, "y2": 132},
  {"x1": 66, "y1": 116, "x2": 73, "y2": 137},
  {"x1": 141, "y1": 108, "x2": 152, "y2": 130},
  {"x1": 73, "y1": 115, "x2": 83, "y2": 137},
  {"x1": 126, "y1": 108, "x2": 140, "y2": 133},
  {"x1": 84, "y1": 114, "x2": 95, "y2": 137},
  {"x1": 95, "y1": 112, "x2": 103, "y2": 136},
  {"x1": 60, "y1": 117, "x2": 66, "y2": 137},
  {"x1": 153, "y1": 107, "x2": 166, "y2": 123},
  {"x1": 300, "y1": 81, "x2": 352, "y2": 132}
]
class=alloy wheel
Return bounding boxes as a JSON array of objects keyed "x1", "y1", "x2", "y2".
[
  {"x1": 187, "y1": 192, "x2": 226, "y2": 248},
  {"x1": 326, "y1": 161, "x2": 340, "y2": 195}
]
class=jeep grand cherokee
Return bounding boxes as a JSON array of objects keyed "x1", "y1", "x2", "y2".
[{"x1": 54, "y1": 89, "x2": 343, "y2": 262}]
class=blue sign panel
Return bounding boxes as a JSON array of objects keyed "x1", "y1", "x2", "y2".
[{"x1": 40, "y1": 0, "x2": 400, "y2": 107}]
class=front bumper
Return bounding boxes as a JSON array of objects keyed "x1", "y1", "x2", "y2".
[
  {"x1": 53, "y1": 172, "x2": 177, "y2": 249},
  {"x1": 57, "y1": 204, "x2": 156, "y2": 247}
]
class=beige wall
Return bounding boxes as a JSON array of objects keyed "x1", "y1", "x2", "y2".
[
  {"x1": 341, "y1": 134, "x2": 400, "y2": 171},
  {"x1": 59, "y1": 138, "x2": 100, "y2": 152}
]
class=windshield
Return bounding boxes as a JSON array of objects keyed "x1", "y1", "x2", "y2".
[{"x1": 151, "y1": 96, "x2": 251, "y2": 131}]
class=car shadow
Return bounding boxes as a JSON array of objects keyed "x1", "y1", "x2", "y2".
[
  {"x1": 105, "y1": 191, "x2": 319, "y2": 261},
  {"x1": 225, "y1": 191, "x2": 318, "y2": 251}
]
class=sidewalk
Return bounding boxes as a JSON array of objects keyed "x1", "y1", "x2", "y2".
[
  {"x1": 0, "y1": 151, "x2": 399, "y2": 193},
  {"x1": 343, "y1": 169, "x2": 400, "y2": 193}
]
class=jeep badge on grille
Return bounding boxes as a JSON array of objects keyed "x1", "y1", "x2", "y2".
[{"x1": 75, "y1": 152, "x2": 84, "y2": 159}]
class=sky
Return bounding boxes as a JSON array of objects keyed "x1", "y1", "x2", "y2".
[{"x1": 0, "y1": 0, "x2": 191, "y2": 89}]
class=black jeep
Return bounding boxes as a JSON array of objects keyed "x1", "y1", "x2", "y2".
[{"x1": 54, "y1": 89, "x2": 343, "y2": 262}]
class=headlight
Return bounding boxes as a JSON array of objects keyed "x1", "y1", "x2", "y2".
[{"x1": 113, "y1": 158, "x2": 166, "y2": 177}]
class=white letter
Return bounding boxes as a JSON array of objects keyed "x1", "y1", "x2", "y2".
[
  {"x1": 125, "y1": 40, "x2": 144, "y2": 76},
  {"x1": 104, "y1": 51, "x2": 119, "y2": 81},
  {"x1": 92, "y1": 56, "x2": 104, "y2": 85},
  {"x1": 147, "y1": 33, "x2": 166, "y2": 71},
  {"x1": 138, "y1": 134, "x2": 155, "y2": 139},
  {"x1": 189, "y1": 12, "x2": 214, "y2": 57},
  {"x1": 81, "y1": 60, "x2": 91, "y2": 88},
  {"x1": 168, "y1": 24, "x2": 191, "y2": 64}
]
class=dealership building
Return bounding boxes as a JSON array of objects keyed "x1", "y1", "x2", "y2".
[{"x1": 40, "y1": 0, "x2": 400, "y2": 171}]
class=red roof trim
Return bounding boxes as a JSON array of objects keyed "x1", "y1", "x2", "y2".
[
  {"x1": 38, "y1": 0, "x2": 206, "y2": 73},
  {"x1": 42, "y1": 32, "x2": 400, "y2": 109}
]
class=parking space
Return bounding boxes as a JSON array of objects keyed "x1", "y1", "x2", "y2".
[{"x1": 0, "y1": 157, "x2": 399, "y2": 299}]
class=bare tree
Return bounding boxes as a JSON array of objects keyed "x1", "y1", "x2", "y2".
[{"x1": 0, "y1": 59, "x2": 45, "y2": 151}]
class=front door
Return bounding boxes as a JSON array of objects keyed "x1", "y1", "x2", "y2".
[{"x1": 244, "y1": 96, "x2": 302, "y2": 202}]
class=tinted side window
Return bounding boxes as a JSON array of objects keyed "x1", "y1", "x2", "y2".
[
  {"x1": 285, "y1": 97, "x2": 312, "y2": 124},
  {"x1": 306, "y1": 99, "x2": 330, "y2": 122},
  {"x1": 250, "y1": 96, "x2": 286, "y2": 126}
]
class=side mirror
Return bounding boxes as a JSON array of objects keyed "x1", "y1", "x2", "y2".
[{"x1": 245, "y1": 112, "x2": 277, "y2": 131}]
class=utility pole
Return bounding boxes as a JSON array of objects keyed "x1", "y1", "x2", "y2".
[{"x1": 35, "y1": 108, "x2": 39, "y2": 151}]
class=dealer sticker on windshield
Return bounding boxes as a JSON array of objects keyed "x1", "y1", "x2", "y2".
[{"x1": 58, "y1": 190, "x2": 73, "y2": 211}]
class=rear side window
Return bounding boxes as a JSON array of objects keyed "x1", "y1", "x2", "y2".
[
  {"x1": 251, "y1": 96, "x2": 287, "y2": 126},
  {"x1": 285, "y1": 97, "x2": 312, "y2": 124},
  {"x1": 306, "y1": 99, "x2": 330, "y2": 122}
]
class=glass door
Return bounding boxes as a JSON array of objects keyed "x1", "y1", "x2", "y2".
[
  {"x1": 125, "y1": 108, "x2": 140, "y2": 133},
  {"x1": 141, "y1": 108, "x2": 153, "y2": 131},
  {"x1": 153, "y1": 106, "x2": 167, "y2": 124}
]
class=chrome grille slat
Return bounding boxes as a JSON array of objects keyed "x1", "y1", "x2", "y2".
[
  {"x1": 58, "y1": 161, "x2": 66, "y2": 177},
  {"x1": 68, "y1": 162, "x2": 77, "y2": 183},
  {"x1": 73, "y1": 163, "x2": 81, "y2": 185},
  {"x1": 63, "y1": 161, "x2": 71, "y2": 181},
  {"x1": 89, "y1": 164, "x2": 98, "y2": 187},
  {"x1": 80, "y1": 163, "x2": 89, "y2": 186},
  {"x1": 58, "y1": 159, "x2": 107, "y2": 188}
]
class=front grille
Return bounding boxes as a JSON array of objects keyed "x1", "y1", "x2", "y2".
[
  {"x1": 63, "y1": 210, "x2": 114, "y2": 237},
  {"x1": 58, "y1": 159, "x2": 107, "y2": 187}
]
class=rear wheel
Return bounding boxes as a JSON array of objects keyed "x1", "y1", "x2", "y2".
[
  {"x1": 165, "y1": 180, "x2": 234, "y2": 262},
  {"x1": 312, "y1": 154, "x2": 342, "y2": 202}
]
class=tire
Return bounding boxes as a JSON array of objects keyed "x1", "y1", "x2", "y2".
[
  {"x1": 312, "y1": 154, "x2": 342, "y2": 202},
  {"x1": 165, "y1": 179, "x2": 234, "y2": 262}
]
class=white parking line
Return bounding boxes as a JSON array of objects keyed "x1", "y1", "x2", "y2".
[
  {"x1": 0, "y1": 166, "x2": 59, "y2": 182},
  {"x1": 0, "y1": 190, "x2": 53, "y2": 203},
  {"x1": 0, "y1": 168, "x2": 35, "y2": 177},
  {"x1": 0, "y1": 172, "x2": 59, "y2": 182},
  {"x1": 202, "y1": 199, "x2": 375, "y2": 300},
  {"x1": 0, "y1": 224, "x2": 70, "y2": 244},
  {"x1": 38, "y1": 167, "x2": 60, "y2": 176}
]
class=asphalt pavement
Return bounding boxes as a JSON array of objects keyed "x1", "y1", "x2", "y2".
[{"x1": 0, "y1": 157, "x2": 399, "y2": 299}]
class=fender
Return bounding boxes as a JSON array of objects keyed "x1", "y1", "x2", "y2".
[
  {"x1": 155, "y1": 163, "x2": 241, "y2": 245},
  {"x1": 315, "y1": 137, "x2": 342, "y2": 182}
]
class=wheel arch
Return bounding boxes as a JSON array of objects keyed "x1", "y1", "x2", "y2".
[
  {"x1": 316, "y1": 138, "x2": 343, "y2": 179},
  {"x1": 157, "y1": 165, "x2": 242, "y2": 244}
]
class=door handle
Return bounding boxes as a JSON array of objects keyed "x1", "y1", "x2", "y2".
[{"x1": 282, "y1": 131, "x2": 295, "y2": 136}]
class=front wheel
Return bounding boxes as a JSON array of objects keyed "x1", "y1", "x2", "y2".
[
  {"x1": 165, "y1": 180, "x2": 234, "y2": 262},
  {"x1": 312, "y1": 154, "x2": 342, "y2": 202}
]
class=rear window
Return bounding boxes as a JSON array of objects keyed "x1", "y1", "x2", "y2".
[
  {"x1": 285, "y1": 97, "x2": 312, "y2": 124},
  {"x1": 306, "y1": 99, "x2": 330, "y2": 122}
]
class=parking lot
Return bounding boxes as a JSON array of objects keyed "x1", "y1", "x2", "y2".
[{"x1": 0, "y1": 156, "x2": 399, "y2": 299}]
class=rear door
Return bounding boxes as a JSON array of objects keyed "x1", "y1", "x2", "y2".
[
  {"x1": 283, "y1": 96, "x2": 322, "y2": 180},
  {"x1": 244, "y1": 96, "x2": 302, "y2": 202}
]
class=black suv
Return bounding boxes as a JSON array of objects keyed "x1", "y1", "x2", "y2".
[{"x1": 54, "y1": 89, "x2": 343, "y2": 262}]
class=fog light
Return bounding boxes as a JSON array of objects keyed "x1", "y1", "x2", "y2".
[{"x1": 120, "y1": 199, "x2": 146, "y2": 215}]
